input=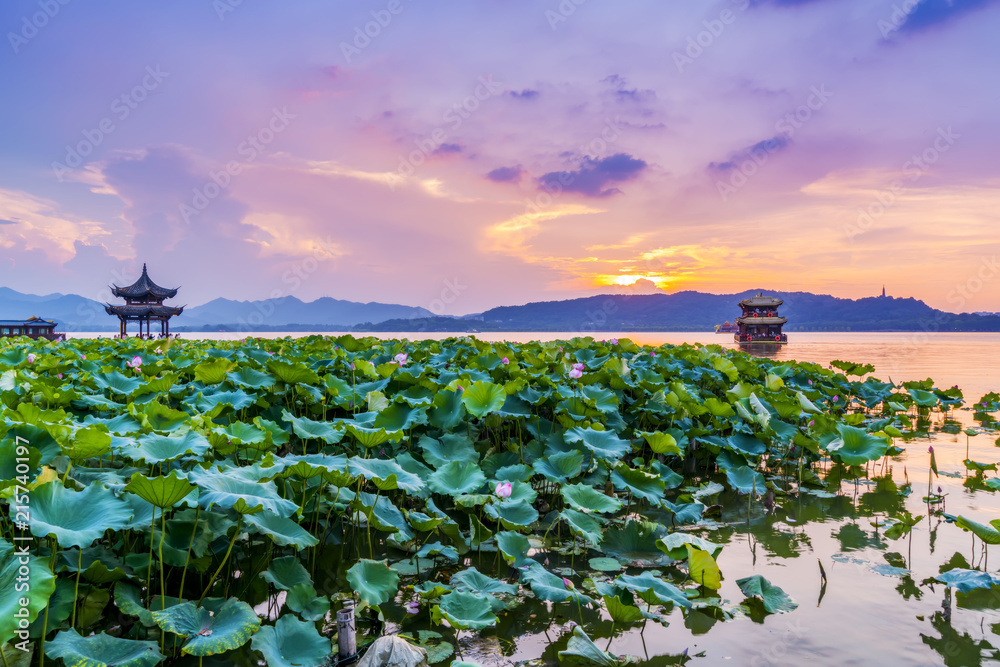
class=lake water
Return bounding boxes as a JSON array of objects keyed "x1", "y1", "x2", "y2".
[
  {"x1": 66, "y1": 331, "x2": 1000, "y2": 665},
  {"x1": 70, "y1": 330, "x2": 1000, "y2": 401}
]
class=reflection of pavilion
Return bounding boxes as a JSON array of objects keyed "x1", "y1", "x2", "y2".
[{"x1": 105, "y1": 264, "x2": 184, "y2": 338}]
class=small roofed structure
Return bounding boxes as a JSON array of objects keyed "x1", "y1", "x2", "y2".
[
  {"x1": 0, "y1": 316, "x2": 65, "y2": 341},
  {"x1": 735, "y1": 293, "x2": 788, "y2": 345},
  {"x1": 105, "y1": 264, "x2": 184, "y2": 338}
]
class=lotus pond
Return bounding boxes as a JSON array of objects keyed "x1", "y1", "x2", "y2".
[{"x1": 1, "y1": 335, "x2": 999, "y2": 667}]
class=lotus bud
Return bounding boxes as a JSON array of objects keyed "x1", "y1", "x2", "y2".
[
  {"x1": 26, "y1": 353, "x2": 36, "y2": 363},
  {"x1": 495, "y1": 482, "x2": 513, "y2": 499},
  {"x1": 501, "y1": 357, "x2": 509, "y2": 365},
  {"x1": 562, "y1": 577, "x2": 575, "y2": 590},
  {"x1": 610, "y1": 338, "x2": 618, "y2": 345}
]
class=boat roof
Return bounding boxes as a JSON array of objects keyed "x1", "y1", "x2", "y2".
[{"x1": 0, "y1": 317, "x2": 57, "y2": 326}]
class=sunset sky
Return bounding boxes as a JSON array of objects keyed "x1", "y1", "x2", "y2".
[{"x1": 1, "y1": 0, "x2": 998, "y2": 314}]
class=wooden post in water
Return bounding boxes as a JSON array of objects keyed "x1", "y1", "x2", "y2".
[{"x1": 337, "y1": 601, "x2": 357, "y2": 661}]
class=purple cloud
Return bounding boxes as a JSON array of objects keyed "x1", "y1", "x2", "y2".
[
  {"x1": 508, "y1": 89, "x2": 539, "y2": 100},
  {"x1": 538, "y1": 153, "x2": 647, "y2": 198},
  {"x1": 432, "y1": 143, "x2": 462, "y2": 155},
  {"x1": 708, "y1": 135, "x2": 791, "y2": 171},
  {"x1": 898, "y1": 0, "x2": 998, "y2": 31},
  {"x1": 487, "y1": 165, "x2": 524, "y2": 183}
]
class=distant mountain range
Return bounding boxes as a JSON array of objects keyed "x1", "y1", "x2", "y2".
[
  {"x1": 3, "y1": 286, "x2": 999, "y2": 333},
  {"x1": 176, "y1": 297, "x2": 432, "y2": 331},
  {"x1": 0, "y1": 288, "x2": 431, "y2": 332},
  {"x1": 354, "y1": 290, "x2": 1000, "y2": 333}
]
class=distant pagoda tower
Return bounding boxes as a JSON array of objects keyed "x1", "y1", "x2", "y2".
[
  {"x1": 735, "y1": 293, "x2": 788, "y2": 345},
  {"x1": 105, "y1": 264, "x2": 184, "y2": 338},
  {"x1": 881, "y1": 285, "x2": 886, "y2": 298}
]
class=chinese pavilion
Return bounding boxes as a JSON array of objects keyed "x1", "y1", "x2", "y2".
[
  {"x1": 735, "y1": 293, "x2": 788, "y2": 344},
  {"x1": 105, "y1": 264, "x2": 184, "y2": 338}
]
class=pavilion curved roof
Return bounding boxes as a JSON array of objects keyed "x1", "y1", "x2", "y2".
[
  {"x1": 736, "y1": 316, "x2": 787, "y2": 325},
  {"x1": 111, "y1": 264, "x2": 179, "y2": 300},
  {"x1": 738, "y1": 293, "x2": 783, "y2": 308},
  {"x1": 104, "y1": 304, "x2": 184, "y2": 318}
]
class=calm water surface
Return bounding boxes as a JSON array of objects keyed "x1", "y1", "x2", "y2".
[{"x1": 68, "y1": 331, "x2": 1000, "y2": 665}]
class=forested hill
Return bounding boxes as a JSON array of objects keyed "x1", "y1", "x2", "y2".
[{"x1": 355, "y1": 290, "x2": 1000, "y2": 332}]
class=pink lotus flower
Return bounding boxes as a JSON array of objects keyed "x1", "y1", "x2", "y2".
[
  {"x1": 349, "y1": 363, "x2": 355, "y2": 370},
  {"x1": 26, "y1": 353, "x2": 36, "y2": 363},
  {"x1": 501, "y1": 357, "x2": 509, "y2": 365},
  {"x1": 808, "y1": 420, "x2": 815, "y2": 427},
  {"x1": 568, "y1": 368, "x2": 583, "y2": 380},
  {"x1": 405, "y1": 602, "x2": 420, "y2": 614},
  {"x1": 808, "y1": 380, "x2": 813, "y2": 385},
  {"x1": 832, "y1": 395, "x2": 839, "y2": 402},
  {"x1": 127, "y1": 356, "x2": 142, "y2": 369},
  {"x1": 394, "y1": 352, "x2": 408, "y2": 366},
  {"x1": 79, "y1": 354, "x2": 86, "y2": 360},
  {"x1": 56, "y1": 373, "x2": 63, "y2": 379},
  {"x1": 572, "y1": 362, "x2": 585, "y2": 371},
  {"x1": 456, "y1": 385, "x2": 464, "y2": 391},
  {"x1": 610, "y1": 338, "x2": 618, "y2": 345},
  {"x1": 651, "y1": 352, "x2": 656, "y2": 357},
  {"x1": 562, "y1": 577, "x2": 575, "y2": 590},
  {"x1": 928, "y1": 446, "x2": 934, "y2": 453},
  {"x1": 495, "y1": 482, "x2": 513, "y2": 498}
]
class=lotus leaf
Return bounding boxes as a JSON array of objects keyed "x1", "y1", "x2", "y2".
[
  {"x1": 826, "y1": 425, "x2": 889, "y2": 466},
  {"x1": 428, "y1": 461, "x2": 486, "y2": 497},
  {"x1": 25, "y1": 482, "x2": 131, "y2": 548},
  {"x1": 433, "y1": 591, "x2": 498, "y2": 631},
  {"x1": 461, "y1": 381, "x2": 507, "y2": 418},
  {"x1": 562, "y1": 483, "x2": 622, "y2": 514},
  {"x1": 125, "y1": 471, "x2": 196, "y2": 509},
  {"x1": 43, "y1": 630, "x2": 165, "y2": 667},
  {"x1": 346, "y1": 559, "x2": 400, "y2": 606},
  {"x1": 285, "y1": 583, "x2": 331, "y2": 621},
  {"x1": 244, "y1": 512, "x2": 319, "y2": 548},
  {"x1": 251, "y1": 614, "x2": 330, "y2": 667},
  {"x1": 261, "y1": 556, "x2": 312, "y2": 591},
  {"x1": 152, "y1": 599, "x2": 260, "y2": 656},
  {"x1": 0, "y1": 539, "x2": 56, "y2": 646},
  {"x1": 736, "y1": 575, "x2": 797, "y2": 613}
]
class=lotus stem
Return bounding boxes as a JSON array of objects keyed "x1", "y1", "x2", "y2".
[
  {"x1": 40, "y1": 539, "x2": 57, "y2": 667},
  {"x1": 158, "y1": 508, "x2": 168, "y2": 658},
  {"x1": 147, "y1": 510, "x2": 156, "y2": 605},
  {"x1": 71, "y1": 548, "x2": 82, "y2": 629},
  {"x1": 178, "y1": 506, "x2": 201, "y2": 601},
  {"x1": 198, "y1": 515, "x2": 242, "y2": 605}
]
